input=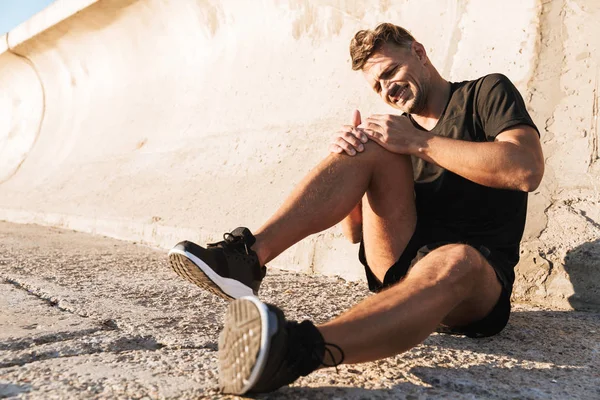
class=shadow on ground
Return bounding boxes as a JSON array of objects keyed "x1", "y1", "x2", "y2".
[
  {"x1": 255, "y1": 362, "x2": 596, "y2": 400},
  {"x1": 0, "y1": 383, "x2": 32, "y2": 398},
  {"x1": 250, "y1": 309, "x2": 599, "y2": 400},
  {"x1": 426, "y1": 310, "x2": 599, "y2": 364},
  {"x1": 565, "y1": 239, "x2": 600, "y2": 310},
  {"x1": 262, "y1": 383, "x2": 425, "y2": 400}
]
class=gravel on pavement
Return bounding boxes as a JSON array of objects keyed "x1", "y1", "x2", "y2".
[{"x1": 0, "y1": 222, "x2": 598, "y2": 399}]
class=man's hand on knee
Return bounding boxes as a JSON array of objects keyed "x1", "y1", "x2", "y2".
[{"x1": 329, "y1": 109, "x2": 369, "y2": 156}]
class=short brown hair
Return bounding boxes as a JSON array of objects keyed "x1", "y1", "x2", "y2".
[{"x1": 350, "y1": 23, "x2": 415, "y2": 71}]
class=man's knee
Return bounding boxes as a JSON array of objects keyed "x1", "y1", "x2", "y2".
[
  {"x1": 415, "y1": 244, "x2": 486, "y2": 293},
  {"x1": 331, "y1": 140, "x2": 410, "y2": 165}
]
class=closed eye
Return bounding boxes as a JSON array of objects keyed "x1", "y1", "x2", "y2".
[
  {"x1": 380, "y1": 65, "x2": 399, "y2": 80},
  {"x1": 373, "y1": 64, "x2": 400, "y2": 94}
]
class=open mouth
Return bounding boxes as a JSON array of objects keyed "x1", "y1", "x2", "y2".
[{"x1": 389, "y1": 84, "x2": 408, "y2": 102}]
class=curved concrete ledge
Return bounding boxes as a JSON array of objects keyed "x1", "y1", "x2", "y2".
[
  {"x1": 2, "y1": 0, "x2": 100, "y2": 53},
  {"x1": 0, "y1": 52, "x2": 44, "y2": 183},
  {"x1": 0, "y1": 34, "x2": 7, "y2": 54},
  {"x1": 0, "y1": 0, "x2": 598, "y2": 310}
]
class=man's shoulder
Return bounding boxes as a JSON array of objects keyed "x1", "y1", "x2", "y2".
[
  {"x1": 451, "y1": 74, "x2": 522, "y2": 114},
  {"x1": 454, "y1": 73, "x2": 512, "y2": 93},
  {"x1": 478, "y1": 73, "x2": 515, "y2": 90}
]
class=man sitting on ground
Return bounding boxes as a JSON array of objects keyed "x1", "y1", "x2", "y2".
[{"x1": 168, "y1": 23, "x2": 544, "y2": 395}]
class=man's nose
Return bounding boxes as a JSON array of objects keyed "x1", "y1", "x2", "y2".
[{"x1": 380, "y1": 80, "x2": 389, "y2": 96}]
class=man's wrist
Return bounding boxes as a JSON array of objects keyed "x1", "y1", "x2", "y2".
[{"x1": 410, "y1": 131, "x2": 435, "y2": 158}]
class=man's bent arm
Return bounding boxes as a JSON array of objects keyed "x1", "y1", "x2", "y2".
[{"x1": 416, "y1": 124, "x2": 544, "y2": 192}]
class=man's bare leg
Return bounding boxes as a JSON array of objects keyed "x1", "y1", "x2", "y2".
[
  {"x1": 360, "y1": 161, "x2": 416, "y2": 281},
  {"x1": 217, "y1": 143, "x2": 504, "y2": 394},
  {"x1": 168, "y1": 140, "x2": 415, "y2": 301},
  {"x1": 318, "y1": 244, "x2": 503, "y2": 364},
  {"x1": 252, "y1": 142, "x2": 416, "y2": 274}
]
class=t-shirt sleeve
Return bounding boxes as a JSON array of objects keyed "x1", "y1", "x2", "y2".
[{"x1": 476, "y1": 73, "x2": 539, "y2": 141}]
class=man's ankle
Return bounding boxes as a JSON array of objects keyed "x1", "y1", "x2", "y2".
[{"x1": 251, "y1": 235, "x2": 269, "y2": 266}]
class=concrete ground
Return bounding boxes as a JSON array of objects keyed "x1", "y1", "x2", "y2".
[{"x1": 0, "y1": 221, "x2": 598, "y2": 400}]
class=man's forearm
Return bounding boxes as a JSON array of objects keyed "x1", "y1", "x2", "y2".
[{"x1": 415, "y1": 133, "x2": 544, "y2": 192}]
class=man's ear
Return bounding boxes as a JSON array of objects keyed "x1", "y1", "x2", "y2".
[{"x1": 412, "y1": 42, "x2": 427, "y2": 64}]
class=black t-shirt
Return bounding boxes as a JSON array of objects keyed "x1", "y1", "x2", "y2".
[{"x1": 408, "y1": 73, "x2": 539, "y2": 287}]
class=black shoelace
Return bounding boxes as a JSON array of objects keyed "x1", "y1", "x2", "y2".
[
  {"x1": 317, "y1": 342, "x2": 345, "y2": 373},
  {"x1": 207, "y1": 232, "x2": 250, "y2": 254},
  {"x1": 289, "y1": 321, "x2": 345, "y2": 377}
]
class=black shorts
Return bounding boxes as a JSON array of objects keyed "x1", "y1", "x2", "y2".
[{"x1": 358, "y1": 228, "x2": 514, "y2": 338}]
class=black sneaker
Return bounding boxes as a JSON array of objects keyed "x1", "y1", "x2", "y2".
[
  {"x1": 168, "y1": 227, "x2": 266, "y2": 301},
  {"x1": 218, "y1": 296, "x2": 344, "y2": 394}
]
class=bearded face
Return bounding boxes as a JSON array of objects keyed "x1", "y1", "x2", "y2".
[{"x1": 362, "y1": 42, "x2": 431, "y2": 115}]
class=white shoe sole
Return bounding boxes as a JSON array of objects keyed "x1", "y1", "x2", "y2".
[
  {"x1": 218, "y1": 296, "x2": 272, "y2": 394},
  {"x1": 168, "y1": 248, "x2": 255, "y2": 300}
]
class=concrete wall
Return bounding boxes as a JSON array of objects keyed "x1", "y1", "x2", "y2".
[
  {"x1": 0, "y1": 0, "x2": 598, "y2": 309},
  {"x1": 513, "y1": 0, "x2": 600, "y2": 310}
]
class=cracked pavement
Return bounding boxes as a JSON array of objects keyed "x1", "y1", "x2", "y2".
[{"x1": 0, "y1": 221, "x2": 599, "y2": 399}]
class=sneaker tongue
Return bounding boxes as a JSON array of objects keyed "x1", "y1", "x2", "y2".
[{"x1": 230, "y1": 227, "x2": 256, "y2": 247}]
